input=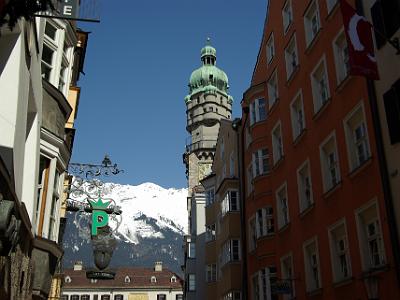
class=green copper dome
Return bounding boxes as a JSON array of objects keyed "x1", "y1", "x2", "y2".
[{"x1": 187, "y1": 39, "x2": 229, "y2": 97}]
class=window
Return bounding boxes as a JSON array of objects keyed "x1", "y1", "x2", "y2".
[
  {"x1": 250, "y1": 98, "x2": 267, "y2": 125},
  {"x1": 223, "y1": 291, "x2": 241, "y2": 300},
  {"x1": 221, "y1": 239, "x2": 240, "y2": 266},
  {"x1": 188, "y1": 274, "x2": 196, "y2": 291},
  {"x1": 114, "y1": 296, "x2": 123, "y2": 300},
  {"x1": 249, "y1": 217, "x2": 257, "y2": 251},
  {"x1": 252, "y1": 148, "x2": 270, "y2": 177},
  {"x1": 157, "y1": 295, "x2": 166, "y2": 300},
  {"x1": 311, "y1": 56, "x2": 330, "y2": 113},
  {"x1": 383, "y1": 79, "x2": 400, "y2": 144},
  {"x1": 176, "y1": 295, "x2": 183, "y2": 300},
  {"x1": 171, "y1": 276, "x2": 177, "y2": 283},
  {"x1": 36, "y1": 156, "x2": 50, "y2": 234},
  {"x1": 326, "y1": 0, "x2": 338, "y2": 13},
  {"x1": 320, "y1": 132, "x2": 340, "y2": 192},
  {"x1": 344, "y1": 103, "x2": 370, "y2": 170},
  {"x1": 101, "y1": 296, "x2": 110, "y2": 300},
  {"x1": 256, "y1": 206, "x2": 274, "y2": 238},
  {"x1": 81, "y1": 295, "x2": 90, "y2": 300},
  {"x1": 266, "y1": 33, "x2": 275, "y2": 63},
  {"x1": 71, "y1": 296, "x2": 79, "y2": 300},
  {"x1": 371, "y1": 1, "x2": 400, "y2": 49},
  {"x1": 206, "y1": 264, "x2": 217, "y2": 282},
  {"x1": 188, "y1": 242, "x2": 196, "y2": 258},
  {"x1": 267, "y1": 71, "x2": 279, "y2": 107},
  {"x1": 221, "y1": 190, "x2": 239, "y2": 216},
  {"x1": 328, "y1": 220, "x2": 351, "y2": 282},
  {"x1": 48, "y1": 170, "x2": 61, "y2": 240},
  {"x1": 356, "y1": 201, "x2": 386, "y2": 270},
  {"x1": 290, "y1": 91, "x2": 305, "y2": 139},
  {"x1": 252, "y1": 267, "x2": 277, "y2": 300},
  {"x1": 280, "y1": 254, "x2": 295, "y2": 299},
  {"x1": 124, "y1": 276, "x2": 130, "y2": 283},
  {"x1": 276, "y1": 183, "x2": 289, "y2": 229},
  {"x1": 333, "y1": 30, "x2": 350, "y2": 84},
  {"x1": 282, "y1": 0, "x2": 293, "y2": 33},
  {"x1": 206, "y1": 188, "x2": 215, "y2": 206},
  {"x1": 297, "y1": 160, "x2": 313, "y2": 213},
  {"x1": 151, "y1": 276, "x2": 157, "y2": 283},
  {"x1": 304, "y1": 1, "x2": 321, "y2": 46},
  {"x1": 64, "y1": 276, "x2": 71, "y2": 283},
  {"x1": 41, "y1": 20, "x2": 74, "y2": 95},
  {"x1": 272, "y1": 122, "x2": 284, "y2": 164},
  {"x1": 303, "y1": 237, "x2": 321, "y2": 292},
  {"x1": 61, "y1": 295, "x2": 69, "y2": 300},
  {"x1": 206, "y1": 224, "x2": 216, "y2": 242},
  {"x1": 285, "y1": 35, "x2": 299, "y2": 79}
]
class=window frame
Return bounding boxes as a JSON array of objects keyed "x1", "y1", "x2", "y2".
[
  {"x1": 290, "y1": 89, "x2": 306, "y2": 140},
  {"x1": 304, "y1": 0, "x2": 321, "y2": 47},
  {"x1": 267, "y1": 70, "x2": 279, "y2": 108},
  {"x1": 250, "y1": 98, "x2": 267, "y2": 125},
  {"x1": 319, "y1": 131, "x2": 341, "y2": 192},
  {"x1": 282, "y1": 0, "x2": 293, "y2": 33},
  {"x1": 303, "y1": 236, "x2": 322, "y2": 292},
  {"x1": 272, "y1": 121, "x2": 284, "y2": 164},
  {"x1": 328, "y1": 218, "x2": 352, "y2": 282},
  {"x1": 276, "y1": 182, "x2": 290, "y2": 229},
  {"x1": 284, "y1": 34, "x2": 299, "y2": 80},
  {"x1": 343, "y1": 102, "x2": 371, "y2": 171},
  {"x1": 332, "y1": 28, "x2": 350, "y2": 84},
  {"x1": 311, "y1": 55, "x2": 331, "y2": 114},
  {"x1": 266, "y1": 33, "x2": 275, "y2": 64},
  {"x1": 297, "y1": 159, "x2": 314, "y2": 213}
]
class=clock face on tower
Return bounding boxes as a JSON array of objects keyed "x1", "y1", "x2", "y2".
[{"x1": 198, "y1": 163, "x2": 212, "y2": 182}]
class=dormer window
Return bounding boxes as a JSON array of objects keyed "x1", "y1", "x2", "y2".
[
  {"x1": 124, "y1": 276, "x2": 131, "y2": 283},
  {"x1": 171, "y1": 276, "x2": 177, "y2": 283},
  {"x1": 151, "y1": 276, "x2": 157, "y2": 283},
  {"x1": 65, "y1": 276, "x2": 71, "y2": 283}
]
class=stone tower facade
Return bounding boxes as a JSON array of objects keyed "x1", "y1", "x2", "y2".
[
  {"x1": 183, "y1": 40, "x2": 233, "y2": 300},
  {"x1": 184, "y1": 39, "x2": 233, "y2": 194}
]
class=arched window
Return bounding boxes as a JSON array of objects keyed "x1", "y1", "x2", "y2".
[
  {"x1": 171, "y1": 276, "x2": 177, "y2": 283},
  {"x1": 64, "y1": 276, "x2": 71, "y2": 283},
  {"x1": 151, "y1": 276, "x2": 157, "y2": 283},
  {"x1": 124, "y1": 276, "x2": 131, "y2": 283}
]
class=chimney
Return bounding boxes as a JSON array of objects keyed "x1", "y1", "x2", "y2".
[
  {"x1": 154, "y1": 261, "x2": 163, "y2": 272},
  {"x1": 73, "y1": 261, "x2": 83, "y2": 271}
]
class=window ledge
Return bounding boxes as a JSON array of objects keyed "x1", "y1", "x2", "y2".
[
  {"x1": 257, "y1": 233, "x2": 276, "y2": 242},
  {"x1": 312, "y1": 98, "x2": 332, "y2": 121},
  {"x1": 272, "y1": 156, "x2": 285, "y2": 170},
  {"x1": 348, "y1": 157, "x2": 373, "y2": 179},
  {"x1": 278, "y1": 222, "x2": 291, "y2": 234},
  {"x1": 305, "y1": 28, "x2": 322, "y2": 55},
  {"x1": 250, "y1": 119, "x2": 268, "y2": 130},
  {"x1": 306, "y1": 288, "x2": 323, "y2": 297},
  {"x1": 335, "y1": 74, "x2": 352, "y2": 93},
  {"x1": 361, "y1": 264, "x2": 390, "y2": 276},
  {"x1": 284, "y1": 22, "x2": 293, "y2": 36},
  {"x1": 268, "y1": 97, "x2": 280, "y2": 115},
  {"x1": 286, "y1": 65, "x2": 300, "y2": 86},
  {"x1": 299, "y1": 203, "x2": 315, "y2": 219},
  {"x1": 253, "y1": 172, "x2": 271, "y2": 183},
  {"x1": 322, "y1": 181, "x2": 342, "y2": 199},
  {"x1": 333, "y1": 277, "x2": 354, "y2": 288},
  {"x1": 325, "y1": 2, "x2": 340, "y2": 21},
  {"x1": 293, "y1": 129, "x2": 307, "y2": 146}
]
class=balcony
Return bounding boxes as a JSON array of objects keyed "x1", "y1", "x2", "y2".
[{"x1": 185, "y1": 139, "x2": 217, "y2": 153}]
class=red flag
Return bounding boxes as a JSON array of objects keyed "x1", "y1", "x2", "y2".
[{"x1": 340, "y1": 0, "x2": 380, "y2": 80}]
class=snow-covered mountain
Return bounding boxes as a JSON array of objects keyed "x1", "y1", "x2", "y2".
[{"x1": 62, "y1": 182, "x2": 188, "y2": 275}]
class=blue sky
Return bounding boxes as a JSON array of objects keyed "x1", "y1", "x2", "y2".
[{"x1": 72, "y1": 0, "x2": 267, "y2": 188}]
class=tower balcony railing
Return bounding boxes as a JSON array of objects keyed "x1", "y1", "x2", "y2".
[{"x1": 185, "y1": 139, "x2": 217, "y2": 153}]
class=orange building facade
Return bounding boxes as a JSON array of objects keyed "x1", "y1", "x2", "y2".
[{"x1": 241, "y1": 1, "x2": 400, "y2": 299}]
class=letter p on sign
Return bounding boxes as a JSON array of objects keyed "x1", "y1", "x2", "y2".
[{"x1": 92, "y1": 211, "x2": 109, "y2": 236}]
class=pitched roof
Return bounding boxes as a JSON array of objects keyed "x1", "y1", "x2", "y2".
[{"x1": 62, "y1": 267, "x2": 183, "y2": 290}]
